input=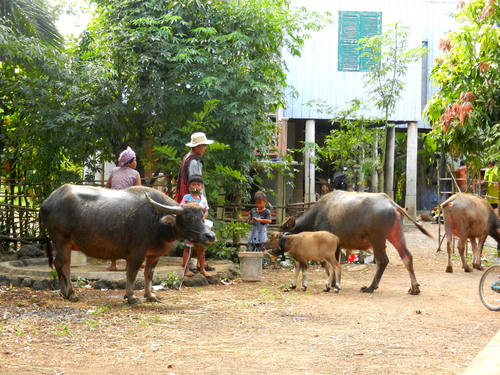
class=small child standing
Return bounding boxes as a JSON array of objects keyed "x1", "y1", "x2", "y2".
[
  {"x1": 247, "y1": 191, "x2": 272, "y2": 252},
  {"x1": 180, "y1": 175, "x2": 211, "y2": 277}
]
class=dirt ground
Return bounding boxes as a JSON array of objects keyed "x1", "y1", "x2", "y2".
[{"x1": 1, "y1": 223, "x2": 499, "y2": 375}]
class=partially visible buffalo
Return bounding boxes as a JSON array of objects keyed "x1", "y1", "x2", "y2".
[
  {"x1": 40, "y1": 184, "x2": 215, "y2": 304},
  {"x1": 441, "y1": 193, "x2": 500, "y2": 273},
  {"x1": 281, "y1": 190, "x2": 433, "y2": 295},
  {"x1": 269, "y1": 231, "x2": 342, "y2": 293}
]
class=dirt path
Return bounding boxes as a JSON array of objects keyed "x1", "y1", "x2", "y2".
[{"x1": 1, "y1": 223, "x2": 499, "y2": 375}]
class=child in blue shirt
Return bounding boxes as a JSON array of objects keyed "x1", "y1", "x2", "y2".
[{"x1": 247, "y1": 191, "x2": 272, "y2": 252}]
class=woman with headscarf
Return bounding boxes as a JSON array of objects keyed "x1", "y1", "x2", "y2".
[
  {"x1": 106, "y1": 146, "x2": 141, "y2": 190},
  {"x1": 105, "y1": 146, "x2": 141, "y2": 270}
]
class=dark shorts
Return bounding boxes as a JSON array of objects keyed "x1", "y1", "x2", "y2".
[{"x1": 247, "y1": 243, "x2": 264, "y2": 252}]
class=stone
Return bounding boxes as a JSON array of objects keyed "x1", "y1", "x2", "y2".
[
  {"x1": 17, "y1": 245, "x2": 44, "y2": 259},
  {"x1": 21, "y1": 277, "x2": 33, "y2": 287},
  {"x1": 6, "y1": 276, "x2": 21, "y2": 287}
]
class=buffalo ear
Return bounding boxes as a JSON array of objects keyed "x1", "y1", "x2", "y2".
[
  {"x1": 283, "y1": 216, "x2": 295, "y2": 231},
  {"x1": 161, "y1": 215, "x2": 176, "y2": 226}
]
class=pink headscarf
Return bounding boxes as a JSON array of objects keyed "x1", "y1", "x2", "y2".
[{"x1": 118, "y1": 147, "x2": 136, "y2": 166}]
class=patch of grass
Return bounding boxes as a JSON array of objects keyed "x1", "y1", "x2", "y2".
[
  {"x1": 157, "y1": 271, "x2": 180, "y2": 289},
  {"x1": 56, "y1": 324, "x2": 71, "y2": 336},
  {"x1": 258, "y1": 287, "x2": 283, "y2": 299},
  {"x1": 73, "y1": 276, "x2": 88, "y2": 288},
  {"x1": 84, "y1": 319, "x2": 99, "y2": 329},
  {"x1": 278, "y1": 283, "x2": 289, "y2": 291},
  {"x1": 90, "y1": 305, "x2": 109, "y2": 317}
]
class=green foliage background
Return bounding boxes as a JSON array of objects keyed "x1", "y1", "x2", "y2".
[
  {"x1": 425, "y1": 0, "x2": 500, "y2": 173},
  {"x1": 0, "y1": 0, "x2": 330, "y2": 204}
]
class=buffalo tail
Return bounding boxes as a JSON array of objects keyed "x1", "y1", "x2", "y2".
[
  {"x1": 38, "y1": 212, "x2": 53, "y2": 269},
  {"x1": 396, "y1": 207, "x2": 434, "y2": 239}
]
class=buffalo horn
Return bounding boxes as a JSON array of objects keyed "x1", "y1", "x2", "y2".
[{"x1": 145, "y1": 193, "x2": 184, "y2": 215}]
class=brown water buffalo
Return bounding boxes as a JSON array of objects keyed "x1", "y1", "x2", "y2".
[
  {"x1": 269, "y1": 231, "x2": 342, "y2": 293},
  {"x1": 441, "y1": 193, "x2": 500, "y2": 273},
  {"x1": 281, "y1": 190, "x2": 433, "y2": 295},
  {"x1": 40, "y1": 184, "x2": 215, "y2": 304}
]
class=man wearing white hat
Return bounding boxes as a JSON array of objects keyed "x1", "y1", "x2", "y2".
[{"x1": 175, "y1": 132, "x2": 214, "y2": 203}]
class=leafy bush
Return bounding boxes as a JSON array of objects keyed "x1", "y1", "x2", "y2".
[{"x1": 206, "y1": 220, "x2": 250, "y2": 262}]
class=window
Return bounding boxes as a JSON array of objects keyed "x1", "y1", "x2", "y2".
[{"x1": 338, "y1": 11, "x2": 382, "y2": 71}]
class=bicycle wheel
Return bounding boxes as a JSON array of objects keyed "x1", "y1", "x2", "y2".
[{"x1": 479, "y1": 264, "x2": 500, "y2": 311}]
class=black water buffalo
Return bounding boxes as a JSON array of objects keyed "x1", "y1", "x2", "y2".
[
  {"x1": 40, "y1": 184, "x2": 215, "y2": 304},
  {"x1": 441, "y1": 193, "x2": 500, "y2": 273},
  {"x1": 281, "y1": 190, "x2": 433, "y2": 295}
]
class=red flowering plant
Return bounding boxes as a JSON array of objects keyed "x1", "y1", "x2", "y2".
[{"x1": 424, "y1": 0, "x2": 500, "y2": 169}]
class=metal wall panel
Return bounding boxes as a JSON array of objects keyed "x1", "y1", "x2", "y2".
[{"x1": 283, "y1": 0, "x2": 457, "y2": 124}]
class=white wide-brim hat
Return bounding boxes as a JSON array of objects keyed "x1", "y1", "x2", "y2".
[{"x1": 186, "y1": 132, "x2": 214, "y2": 147}]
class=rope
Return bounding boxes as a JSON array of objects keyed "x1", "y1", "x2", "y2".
[{"x1": 177, "y1": 245, "x2": 193, "y2": 290}]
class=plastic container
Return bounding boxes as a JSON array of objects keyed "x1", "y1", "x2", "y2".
[{"x1": 238, "y1": 252, "x2": 263, "y2": 281}]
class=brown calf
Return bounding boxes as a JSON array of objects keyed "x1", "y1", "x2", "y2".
[{"x1": 269, "y1": 231, "x2": 342, "y2": 293}]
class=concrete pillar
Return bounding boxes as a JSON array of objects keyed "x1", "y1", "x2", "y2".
[
  {"x1": 276, "y1": 118, "x2": 288, "y2": 224},
  {"x1": 384, "y1": 126, "x2": 395, "y2": 199},
  {"x1": 371, "y1": 129, "x2": 379, "y2": 193},
  {"x1": 304, "y1": 120, "x2": 316, "y2": 203},
  {"x1": 357, "y1": 149, "x2": 365, "y2": 192},
  {"x1": 405, "y1": 122, "x2": 418, "y2": 219}
]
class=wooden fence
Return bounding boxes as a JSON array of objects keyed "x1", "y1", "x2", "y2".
[
  {"x1": 0, "y1": 179, "x2": 42, "y2": 250},
  {"x1": 0, "y1": 177, "x2": 315, "y2": 251}
]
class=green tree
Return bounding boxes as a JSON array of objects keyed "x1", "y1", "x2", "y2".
[
  {"x1": 361, "y1": 22, "x2": 427, "y2": 197},
  {"x1": 424, "y1": 0, "x2": 500, "y2": 172},
  {"x1": 1, "y1": 0, "x2": 63, "y2": 50},
  {"x1": 0, "y1": 0, "x2": 91, "y2": 199},
  {"x1": 313, "y1": 99, "x2": 381, "y2": 191},
  {"x1": 0, "y1": 32, "x2": 110, "y2": 197},
  {"x1": 78, "y1": 0, "x2": 330, "y2": 203}
]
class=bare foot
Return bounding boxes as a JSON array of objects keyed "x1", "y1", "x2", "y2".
[
  {"x1": 184, "y1": 271, "x2": 195, "y2": 277},
  {"x1": 199, "y1": 272, "x2": 211, "y2": 278}
]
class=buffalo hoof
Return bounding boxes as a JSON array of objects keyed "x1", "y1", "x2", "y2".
[
  {"x1": 333, "y1": 288, "x2": 340, "y2": 294},
  {"x1": 126, "y1": 296, "x2": 142, "y2": 305},
  {"x1": 301, "y1": 286, "x2": 307, "y2": 292},
  {"x1": 146, "y1": 296, "x2": 161, "y2": 303},
  {"x1": 323, "y1": 286, "x2": 331, "y2": 292},
  {"x1": 473, "y1": 264, "x2": 484, "y2": 271},
  {"x1": 408, "y1": 288, "x2": 420, "y2": 295},
  {"x1": 67, "y1": 294, "x2": 79, "y2": 303},
  {"x1": 360, "y1": 286, "x2": 374, "y2": 293},
  {"x1": 445, "y1": 267, "x2": 453, "y2": 273},
  {"x1": 464, "y1": 267, "x2": 472, "y2": 273},
  {"x1": 290, "y1": 285, "x2": 297, "y2": 290}
]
